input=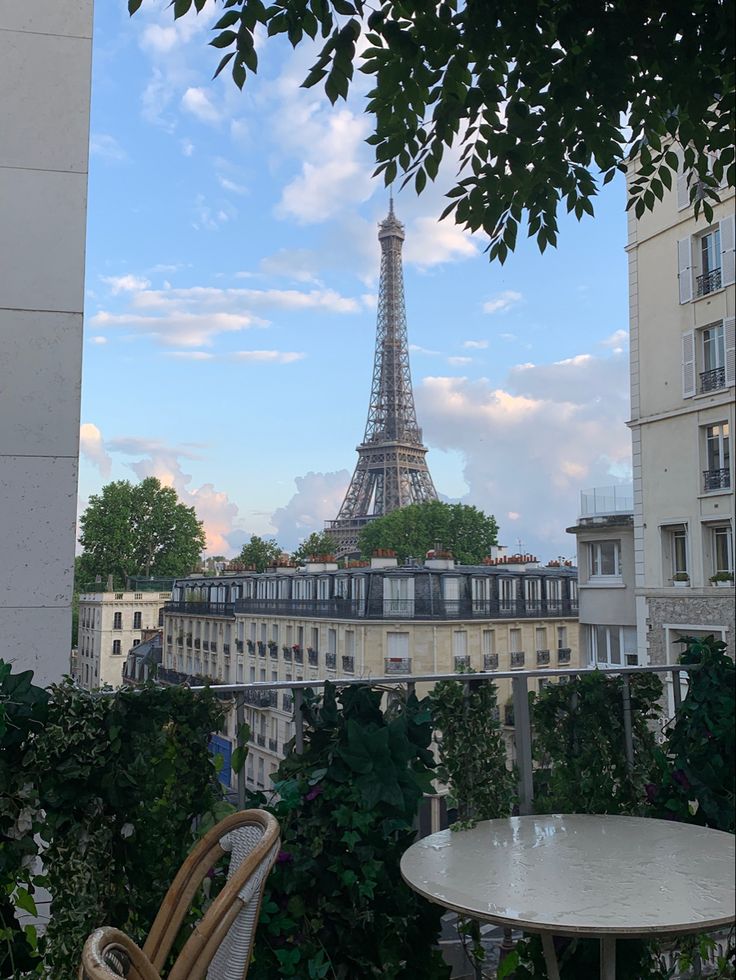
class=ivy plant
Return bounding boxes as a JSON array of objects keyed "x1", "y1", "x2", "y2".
[
  {"x1": 648, "y1": 634, "x2": 735, "y2": 833},
  {"x1": 243, "y1": 682, "x2": 451, "y2": 980},
  {"x1": 531, "y1": 671, "x2": 663, "y2": 815},
  {"x1": 30, "y1": 679, "x2": 225, "y2": 977},
  {"x1": 0, "y1": 661, "x2": 48, "y2": 977},
  {"x1": 429, "y1": 670, "x2": 514, "y2": 829}
]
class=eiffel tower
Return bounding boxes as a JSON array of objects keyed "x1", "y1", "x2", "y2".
[{"x1": 326, "y1": 200, "x2": 438, "y2": 557}]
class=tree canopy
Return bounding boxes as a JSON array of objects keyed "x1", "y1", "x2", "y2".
[
  {"x1": 291, "y1": 531, "x2": 337, "y2": 564},
  {"x1": 235, "y1": 534, "x2": 283, "y2": 572},
  {"x1": 77, "y1": 478, "x2": 205, "y2": 589},
  {"x1": 358, "y1": 500, "x2": 498, "y2": 564},
  {"x1": 130, "y1": 0, "x2": 734, "y2": 261}
]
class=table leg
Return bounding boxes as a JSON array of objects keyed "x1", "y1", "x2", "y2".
[
  {"x1": 600, "y1": 936, "x2": 616, "y2": 980},
  {"x1": 540, "y1": 933, "x2": 561, "y2": 980}
]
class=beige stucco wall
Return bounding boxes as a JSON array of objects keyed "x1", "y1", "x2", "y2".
[{"x1": 79, "y1": 591, "x2": 169, "y2": 689}]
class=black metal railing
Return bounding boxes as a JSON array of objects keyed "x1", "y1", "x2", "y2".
[
  {"x1": 454, "y1": 656, "x2": 470, "y2": 670},
  {"x1": 256, "y1": 733, "x2": 266, "y2": 747},
  {"x1": 385, "y1": 658, "x2": 411, "y2": 674},
  {"x1": 696, "y1": 267, "x2": 722, "y2": 296},
  {"x1": 164, "y1": 601, "x2": 235, "y2": 618},
  {"x1": 210, "y1": 642, "x2": 217, "y2": 653},
  {"x1": 194, "y1": 638, "x2": 201, "y2": 649},
  {"x1": 700, "y1": 366, "x2": 726, "y2": 393},
  {"x1": 483, "y1": 653, "x2": 499, "y2": 670},
  {"x1": 342, "y1": 655, "x2": 354, "y2": 673},
  {"x1": 558, "y1": 647, "x2": 572, "y2": 664},
  {"x1": 325, "y1": 653, "x2": 337, "y2": 669},
  {"x1": 257, "y1": 642, "x2": 266, "y2": 658},
  {"x1": 282, "y1": 646, "x2": 292, "y2": 662},
  {"x1": 307, "y1": 649, "x2": 317, "y2": 666},
  {"x1": 235, "y1": 639, "x2": 243, "y2": 653},
  {"x1": 234, "y1": 596, "x2": 577, "y2": 621},
  {"x1": 282, "y1": 693, "x2": 293, "y2": 712},
  {"x1": 704, "y1": 468, "x2": 730, "y2": 492},
  {"x1": 223, "y1": 643, "x2": 230, "y2": 656},
  {"x1": 510, "y1": 651, "x2": 525, "y2": 668},
  {"x1": 536, "y1": 649, "x2": 550, "y2": 666},
  {"x1": 268, "y1": 737, "x2": 278, "y2": 752}
]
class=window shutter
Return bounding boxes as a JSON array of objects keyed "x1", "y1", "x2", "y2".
[
  {"x1": 720, "y1": 215, "x2": 735, "y2": 287},
  {"x1": 676, "y1": 170, "x2": 690, "y2": 210},
  {"x1": 678, "y1": 237, "x2": 693, "y2": 304},
  {"x1": 682, "y1": 330, "x2": 695, "y2": 398},
  {"x1": 725, "y1": 317, "x2": 735, "y2": 388}
]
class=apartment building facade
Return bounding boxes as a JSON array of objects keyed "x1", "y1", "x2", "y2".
[
  {"x1": 627, "y1": 160, "x2": 735, "y2": 666},
  {"x1": 161, "y1": 557, "x2": 579, "y2": 791},
  {"x1": 77, "y1": 589, "x2": 171, "y2": 689},
  {"x1": 568, "y1": 486, "x2": 637, "y2": 669}
]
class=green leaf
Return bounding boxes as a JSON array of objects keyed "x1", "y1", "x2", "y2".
[{"x1": 14, "y1": 888, "x2": 38, "y2": 917}]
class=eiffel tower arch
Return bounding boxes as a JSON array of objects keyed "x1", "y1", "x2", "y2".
[{"x1": 326, "y1": 202, "x2": 438, "y2": 558}]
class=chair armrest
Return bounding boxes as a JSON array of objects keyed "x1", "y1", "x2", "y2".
[{"x1": 81, "y1": 927, "x2": 161, "y2": 980}]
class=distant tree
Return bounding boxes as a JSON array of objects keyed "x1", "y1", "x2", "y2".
[
  {"x1": 358, "y1": 501, "x2": 498, "y2": 564},
  {"x1": 236, "y1": 535, "x2": 283, "y2": 573},
  {"x1": 131, "y1": 0, "x2": 734, "y2": 261},
  {"x1": 291, "y1": 531, "x2": 337, "y2": 565},
  {"x1": 77, "y1": 478, "x2": 205, "y2": 589}
]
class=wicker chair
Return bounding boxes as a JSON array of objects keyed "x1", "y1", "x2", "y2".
[{"x1": 81, "y1": 809, "x2": 280, "y2": 980}]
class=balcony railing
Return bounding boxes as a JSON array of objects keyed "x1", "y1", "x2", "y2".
[
  {"x1": 235, "y1": 639, "x2": 243, "y2": 653},
  {"x1": 325, "y1": 653, "x2": 337, "y2": 670},
  {"x1": 164, "y1": 600, "x2": 234, "y2": 618},
  {"x1": 704, "y1": 468, "x2": 731, "y2": 492},
  {"x1": 483, "y1": 653, "x2": 499, "y2": 670},
  {"x1": 268, "y1": 737, "x2": 279, "y2": 752},
  {"x1": 256, "y1": 733, "x2": 266, "y2": 747},
  {"x1": 536, "y1": 649, "x2": 550, "y2": 666},
  {"x1": 282, "y1": 693, "x2": 293, "y2": 713},
  {"x1": 696, "y1": 267, "x2": 722, "y2": 296},
  {"x1": 194, "y1": 638, "x2": 201, "y2": 649},
  {"x1": 385, "y1": 657, "x2": 411, "y2": 674},
  {"x1": 294, "y1": 648, "x2": 304, "y2": 665},
  {"x1": 282, "y1": 646, "x2": 292, "y2": 662},
  {"x1": 454, "y1": 656, "x2": 470, "y2": 670},
  {"x1": 700, "y1": 366, "x2": 726, "y2": 393},
  {"x1": 558, "y1": 647, "x2": 572, "y2": 664},
  {"x1": 342, "y1": 655, "x2": 355, "y2": 673},
  {"x1": 235, "y1": 596, "x2": 577, "y2": 621},
  {"x1": 510, "y1": 651, "x2": 525, "y2": 668},
  {"x1": 269, "y1": 645, "x2": 278, "y2": 660},
  {"x1": 223, "y1": 643, "x2": 230, "y2": 656},
  {"x1": 307, "y1": 649, "x2": 317, "y2": 666},
  {"x1": 257, "y1": 642, "x2": 266, "y2": 658}
]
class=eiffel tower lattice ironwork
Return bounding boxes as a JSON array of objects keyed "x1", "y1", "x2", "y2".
[{"x1": 326, "y1": 201, "x2": 438, "y2": 557}]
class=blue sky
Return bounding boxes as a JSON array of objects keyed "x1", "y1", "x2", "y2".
[{"x1": 79, "y1": 0, "x2": 632, "y2": 561}]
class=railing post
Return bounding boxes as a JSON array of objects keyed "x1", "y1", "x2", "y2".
[
  {"x1": 294, "y1": 688, "x2": 304, "y2": 754},
  {"x1": 236, "y1": 692, "x2": 246, "y2": 811},
  {"x1": 621, "y1": 675, "x2": 634, "y2": 775},
  {"x1": 672, "y1": 669, "x2": 682, "y2": 712},
  {"x1": 512, "y1": 674, "x2": 534, "y2": 815}
]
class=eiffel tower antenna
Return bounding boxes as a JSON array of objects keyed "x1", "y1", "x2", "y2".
[{"x1": 325, "y1": 203, "x2": 438, "y2": 557}]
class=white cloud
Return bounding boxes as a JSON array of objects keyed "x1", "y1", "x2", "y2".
[
  {"x1": 90, "y1": 336, "x2": 108, "y2": 345},
  {"x1": 483, "y1": 290, "x2": 523, "y2": 314},
  {"x1": 102, "y1": 433, "x2": 240, "y2": 556},
  {"x1": 101, "y1": 274, "x2": 151, "y2": 294},
  {"x1": 192, "y1": 195, "x2": 236, "y2": 231},
  {"x1": 217, "y1": 175, "x2": 248, "y2": 195},
  {"x1": 180, "y1": 139, "x2": 195, "y2": 157},
  {"x1": 403, "y1": 216, "x2": 478, "y2": 267},
  {"x1": 164, "y1": 351, "x2": 215, "y2": 360},
  {"x1": 89, "y1": 133, "x2": 127, "y2": 163},
  {"x1": 447, "y1": 356, "x2": 473, "y2": 366},
  {"x1": 277, "y1": 108, "x2": 374, "y2": 223},
  {"x1": 463, "y1": 339, "x2": 488, "y2": 349},
  {"x1": 416, "y1": 350, "x2": 632, "y2": 559},
  {"x1": 181, "y1": 86, "x2": 221, "y2": 125},
  {"x1": 600, "y1": 329, "x2": 629, "y2": 353},
  {"x1": 231, "y1": 350, "x2": 305, "y2": 363},
  {"x1": 79, "y1": 423, "x2": 112, "y2": 478},
  {"x1": 269, "y1": 470, "x2": 351, "y2": 550}
]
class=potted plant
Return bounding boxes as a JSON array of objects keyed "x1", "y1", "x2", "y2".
[
  {"x1": 709, "y1": 571, "x2": 734, "y2": 587},
  {"x1": 672, "y1": 572, "x2": 690, "y2": 587}
]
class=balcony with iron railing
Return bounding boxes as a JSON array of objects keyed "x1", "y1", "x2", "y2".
[
  {"x1": 164, "y1": 600, "x2": 235, "y2": 618},
  {"x1": 483, "y1": 653, "x2": 499, "y2": 670},
  {"x1": 234, "y1": 595, "x2": 577, "y2": 621},
  {"x1": 307, "y1": 648, "x2": 317, "y2": 666},
  {"x1": 557, "y1": 647, "x2": 572, "y2": 664},
  {"x1": 704, "y1": 467, "x2": 731, "y2": 492},
  {"x1": 341, "y1": 655, "x2": 354, "y2": 673},
  {"x1": 325, "y1": 653, "x2": 337, "y2": 670},
  {"x1": 700, "y1": 365, "x2": 726, "y2": 393},
  {"x1": 536, "y1": 649, "x2": 550, "y2": 666},
  {"x1": 510, "y1": 651, "x2": 525, "y2": 668},
  {"x1": 696, "y1": 266, "x2": 722, "y2": 296}
]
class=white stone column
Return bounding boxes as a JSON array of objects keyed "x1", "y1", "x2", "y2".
[{"x1": 0, "y1": 1, "x2": 93, "y2": 685}]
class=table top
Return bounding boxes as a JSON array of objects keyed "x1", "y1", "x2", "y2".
[{"x1": 400, "y1": 814, "x2": 735, "y2": 937}]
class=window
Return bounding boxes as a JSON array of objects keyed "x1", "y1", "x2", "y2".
[
  {"x1": 661, "y1": 524, "x2": 688, "y2": 581},
  {"x1": 588, "y1": 626, "x2": 637, "y2": 667},
  {"x1": 589, "y1": 541, "x2": 621, "y2": 578},
  {"x1": 509, "y1": 628, "x2": 522, "y2": 653},
  {"x1": 703, "y1": 423, "x2": 731, "y2": 491},
  {"x1": 385, "y1": 632, "x2": 410, "y2": 673},
  {"x1": 317, "y1": 578, "x2": 330, "y2": 600},
  {"x1": 452, "y1": 630, "x2": 468, "y2": 662},
  {"x1": 678, "y1": 216, "x2": 735, "y2": 305},
  {"x1": 327, "y1": 629, "x2": 337, "y2": 654},
  {"x1": 557, "y1": 626, "x2": 567, "y2": 649},
  {"x1": 383, "y1": 576, "x2": 414, "y2": 617},
  {"x1": 482, "y1": 629, "x2": 495, "y2": 656},
  {"x1": 472, "y1": 577, "x2": 491, "y2": 612},
  {"x1": 499, "y1": 578, "x2": 517, "y2": 611},
  {"x1": 697, "y1": 226, "x2": 722, "y2": 296},
  {"x1": 345, "y1": 630, "x2": 355, "y2": 658},
  {"x1": 157, "y1": 607, "x2": 164, "y2": 627},
  {"x1": 113, "y1": 612, "x2": 122, "y2": 630},
  {"x1": 712, "y1": 526, "x2": 734, "y2": 575},
  {"x1": 112, "y1": 639, "x2": 121, "y2": 656},
  {"x1": 133, "y1": 611, "x2": 142, "y2": 630},
  {"x1": 701, "y1": 323, "x2": 726, "y2": 392},
  {"x1": 525, "y1": 578, "x2": 541, "y2": 604},
  {"x1": 535, "y1": 627, "x2": 547, "y2": 651}
]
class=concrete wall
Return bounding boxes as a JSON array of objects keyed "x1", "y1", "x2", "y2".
[{"x1": 0, "y1": 2, "x2": 93, "y2": 684}]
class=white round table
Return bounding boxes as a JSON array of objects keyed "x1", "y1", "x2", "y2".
[{"x1": 400, "y1": 815, "x2": 735, "y2": 980}]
